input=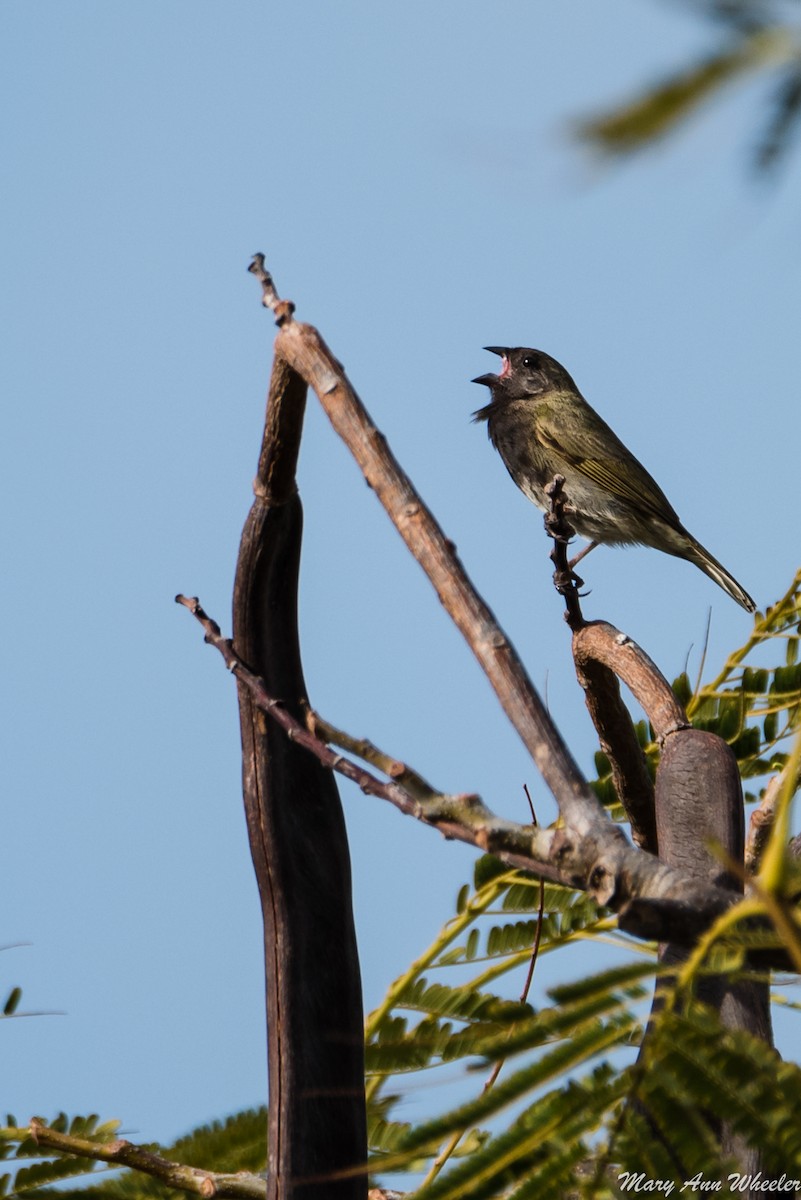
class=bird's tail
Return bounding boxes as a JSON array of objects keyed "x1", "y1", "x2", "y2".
[{"x1": 683, "y1": 536, "x2": 756, "y2": 613}]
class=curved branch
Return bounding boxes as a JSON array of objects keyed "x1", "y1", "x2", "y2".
[
  {"x1": 571, "y1": 620, "x2": 689, "y2": 857},
  {"x1": 574, "y1": 649, "x2": 658, "y2": 853},
  {"x1": 228, "y1": 286, "x2": 366, "y2": 1198},
  {"x1": 572, "y1": 622, "x2": 689, "y2": 743}
]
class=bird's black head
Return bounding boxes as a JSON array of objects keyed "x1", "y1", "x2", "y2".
[{"x1": 472, "y1": 347, "x2": 579, "y2": 410}]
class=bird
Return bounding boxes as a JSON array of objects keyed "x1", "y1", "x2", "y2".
[{"x1": 472, "y1": 346, "x2": 755, "y2": 612}]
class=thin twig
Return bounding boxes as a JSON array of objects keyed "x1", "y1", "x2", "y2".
[
  {"x1": 692, "y1": 606, "x2": 714, "y2": 699},
  {"x1": 183, "y1": 594, "x2": 741, "y2": 933},
  {"x1": 307, "y1": 709, "x2": 439, "y2": 801},
  {"x1": 175, "y1": 594, "x2": 562, "y2": 881},
  {"x1": 521, "y1": 783, "x2": 547, "y2": 999},
  {"x1": 176, "y1": 588, "x2": 752, "y2": 938},
  {"x1": 745, "y1": 759, "x2": 801, "y2": 874},
  {"x1": 248, "y1": 253, "x2": 295, "y2": 327}
]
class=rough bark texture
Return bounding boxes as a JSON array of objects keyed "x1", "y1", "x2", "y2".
[
  {"x1": 232, "y1": 355, "x2": 367, "y2": 1199},
  {"x1": 573, "y1": 646, "x2": 657, "y2": 853},
  {"x1": 655, "y1": 729, "x2": 773, "y2": 1182}
]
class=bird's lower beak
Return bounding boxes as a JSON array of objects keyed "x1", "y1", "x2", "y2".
[{"x1": 474, "y1": 346, "x2": 511, "y2": 385}]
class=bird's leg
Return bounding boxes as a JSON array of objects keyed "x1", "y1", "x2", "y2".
[{"x1": 568, "y1": 540, "x2": 598, "y2": 571}]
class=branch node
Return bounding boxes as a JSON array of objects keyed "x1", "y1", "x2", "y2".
[
  {"x1": 458, "y1": 792, "x2": 483, "y2": 809},
  {"x1": 658, "y1": 720, "x2": 692, "y2": 746},
  {"x1": 274, "y1": 299, "x2": 296, "y2": 326},
  {"x1": 247, "y1": 254, "x2": 295, "y2": 326}
]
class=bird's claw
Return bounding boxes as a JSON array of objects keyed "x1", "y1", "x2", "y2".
[{"x1": 552, "y1": 564, "x2": 584, "y2": 594}]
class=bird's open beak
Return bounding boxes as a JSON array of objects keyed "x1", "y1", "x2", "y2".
[{"x1": 472, "y1": 346, "x2": 510, "y2": 386}]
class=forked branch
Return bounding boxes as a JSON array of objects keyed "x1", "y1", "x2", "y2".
[{"x1": 177, "y1": 593, "x2": 753, "y2": 942}]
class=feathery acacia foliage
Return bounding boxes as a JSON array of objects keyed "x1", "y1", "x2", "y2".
[
  {"x1": 577, "y1": 4, "x2": 801, "y2": 172},
  {"x1": 593, "y1": 567, "x2": 801, "y2": 814}
]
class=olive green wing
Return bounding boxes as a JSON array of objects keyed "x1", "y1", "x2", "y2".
[{"x1": 536, "y1": 397, "x2": 682, "y2": 527}]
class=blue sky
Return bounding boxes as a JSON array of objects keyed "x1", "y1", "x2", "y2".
[{"x1": 4, "y1": 0, "x2": 800, "y2": 1151}]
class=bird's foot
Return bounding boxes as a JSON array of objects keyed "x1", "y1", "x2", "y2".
[
  {"x1": 544, "y1": 475, "x2": 586, "y2": 630},
  {"x1": 550, "y1": 556, "x2": 585, "y2": 594}
]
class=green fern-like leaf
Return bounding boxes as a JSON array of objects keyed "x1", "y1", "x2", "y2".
[
  {"x1": 161, "y1": 1108, "x2": 267, "y2": 1176},
  {"x1": 407, "y1": 1064, "x2": 626, "y2": 1200},
  {"x1": 604, "y1": 1001, "x2": 801, "y2": 1183},
  {"x1": 11, "y1": 1155, "x2": 105, "y2": 1194},
  {"x1": 576, "y1": 25, "x2": 795, "y2": 164},
  {"x1": 382, "y1": 1011, "x2": 637, "y2": 1170},
  {"x1": 2, "y1": 989, "x2": 22, "y2": 1017}
]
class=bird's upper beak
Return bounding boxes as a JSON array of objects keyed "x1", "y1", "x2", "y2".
[{"x1": 471, "y1": 346, "x2": 511, "y2": 387}]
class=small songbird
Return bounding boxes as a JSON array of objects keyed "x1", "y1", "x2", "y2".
[{"x1": 472, "y1": 347, "x2": 755, "y2": 612}]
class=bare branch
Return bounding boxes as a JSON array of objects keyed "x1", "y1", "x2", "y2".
[
  {"x1": 572, "y1": 622, "x2": 689, "y2": 743},
  {"x1": 176, "y1": 595, "x2": 561, "y2": 881},
  {"x1": 571, "y1": 621, "x2": 675, "y2": 855},
  {"x1": 176, "y1": 594, "x2": 757, "y2": 940},
  {"x1": 249, "y1": 252, "x2": 296, "y2": 327},
  {"x1": 248, "y1": 267, "x2": 609, "y2": 845},
  {"x1": 540, "y1": 482, "x2": 659, "y2": 853},
  {"x1": 573, "y1": 647, "x2": 658, "y2": 853},
  {"x1": 28, "y1": 1120, "x2": 266, "y2": 1199}
]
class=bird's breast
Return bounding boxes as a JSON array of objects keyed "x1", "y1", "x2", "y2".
[{"x1": 487, "y1": 406, "x2": 652, "y2": 546}]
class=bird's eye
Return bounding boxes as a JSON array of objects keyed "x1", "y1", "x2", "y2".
[{"x1": 522, "y1": 356, "x2": 539, "y2": 369}]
